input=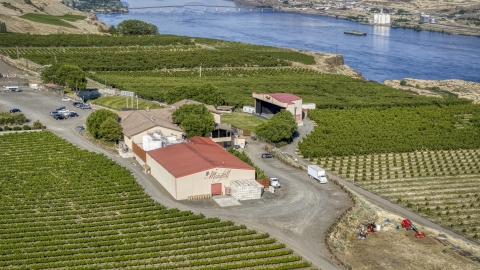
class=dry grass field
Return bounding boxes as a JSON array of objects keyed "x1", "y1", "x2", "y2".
[{"x1": 0, "y1": 0, "x2": 107, "y2": 34}]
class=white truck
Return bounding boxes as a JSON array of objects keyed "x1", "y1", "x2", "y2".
[
  {"x1": 308, "y1": 165, "x2": 328, "y2": 184},
  {"x1": 270, "y1": 177, "x2": 281, "y2": 188}
]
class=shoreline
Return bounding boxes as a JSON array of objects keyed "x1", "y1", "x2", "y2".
[{"x1": 230, "y1": 0, "x2": 480, "y2": 37}]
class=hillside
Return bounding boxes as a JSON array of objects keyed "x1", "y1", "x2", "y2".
[{"x1": 0, "y1": 0, "x2": 107, "y2": 34}]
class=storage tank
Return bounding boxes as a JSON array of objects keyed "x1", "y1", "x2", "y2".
[
  {"x1": 142, "y1": 135, "x2": 150, "y2": 151},
  {"x1": 149, "y1": 140, "x2": 162, "y2": 151}
]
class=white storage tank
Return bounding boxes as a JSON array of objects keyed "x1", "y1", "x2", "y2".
[{"x1": 231, "y1": 179, "x2": 263, "y2": 200}]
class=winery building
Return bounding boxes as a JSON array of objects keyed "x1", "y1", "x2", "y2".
[
  {"x1": 252, "y1": 92, "x2": 304, "y2": 125},
  {"x1": 146, "y1": 137, "x2": 255, "y2": 200}
]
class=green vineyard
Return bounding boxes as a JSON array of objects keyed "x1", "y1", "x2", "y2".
[
  {"x1": 89, "y1": 69, "x2": 469, "y2": 108},
  {"x1": 299, "y1": 104, "x2": 480, "y2": 157},
  {"x1": 0, "y1": 132, "x2": 310, "y2": 269}
]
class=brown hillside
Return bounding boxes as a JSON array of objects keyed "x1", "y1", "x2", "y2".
[{"x1": 0, "y1": 0, "x2": 108, "y2": 34}]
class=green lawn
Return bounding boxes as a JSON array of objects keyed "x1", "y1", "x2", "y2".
[
  {"x1": 90, "y1": 96, "x2": 162, "y2": 111},
  {"x1": 20, "y1": 13, "x2": 85, "y2": 28},
  {"x1": 221, "y1": 112, "x2": 266, "y2": 131}
]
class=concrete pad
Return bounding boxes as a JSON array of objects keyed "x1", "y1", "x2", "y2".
[{"x1": 213, "y1": 195, "x2": 241, "y2": 207}]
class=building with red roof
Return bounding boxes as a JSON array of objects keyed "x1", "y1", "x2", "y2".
[
  {"x1": 252, "y1": 92, "x2": 303, "y2": 125},
  {"x1": 146, "y1": 137, "x2": 255, "y2": 200}
]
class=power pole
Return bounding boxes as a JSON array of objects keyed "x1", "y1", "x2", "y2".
[{"x1": 16, "y1": 46, "x2": 19, "y2": 59}]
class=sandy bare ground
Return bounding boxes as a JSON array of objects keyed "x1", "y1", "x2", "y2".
[
  {"x1": 384, "y1": 78, "x2": 480, "y2": 103},
  {"x1": 0, "y1": 0, "x2": 107, "y2": 34}
]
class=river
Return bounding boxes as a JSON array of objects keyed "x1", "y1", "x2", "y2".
[{"x1": 97, "y1": 0, "x2": 480, "y2": 83}]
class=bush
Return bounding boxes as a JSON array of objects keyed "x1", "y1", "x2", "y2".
[
  {"x1": 400, "y1": 79, "x2": 407, "y2": 86},
  {"x1": 23, "y1": 125, "x2": 31, "y2": 130},
  {"x1": 4, "y1": 126, "x2": 10, "y2": 131},
  {"x1": 13, "y1": 126, "x2": 22, "y2": 131},
  {"x1": 0, "y1": 127, "x2": 2, "y2": 131},
  {"x1": 33, "y1": 120, "x2": 43, "y2": 129}
]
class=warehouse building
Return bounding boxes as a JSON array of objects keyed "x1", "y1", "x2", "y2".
[
  {"x1": 146, "y1": 137, "x2": 255, "y2": 200},
  {"x1": 252, "y1": 92, "x2": 304, "y2": 125}
]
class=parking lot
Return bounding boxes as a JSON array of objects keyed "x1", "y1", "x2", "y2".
[{"x1": 0, "y1": 88, "x2": 92, "y2": 132}]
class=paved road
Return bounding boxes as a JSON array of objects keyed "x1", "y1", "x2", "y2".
[{"x1": 1, "y1": 89, "x2": 353, "y2": 270}]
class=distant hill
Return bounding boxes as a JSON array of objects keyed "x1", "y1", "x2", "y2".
[
  {"x1": 62, "y1": 0, "x2": 127, "y2": 13},
  {"x1": 0, "y1": 0, "x2": 108, "y2": 34}
]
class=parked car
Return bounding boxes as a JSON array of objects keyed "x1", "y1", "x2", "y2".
[
  {"x1": 270, "y1": 177, "x2": 281, "y2": 188},
  {"x1": 261, "y1": 153, "x2": 274, "y2": 158},
  {"x1": 73, "y1": 101, "x2": 83, "y2": 107},
  {"x1": 80, "y1": 104, "x2": 91, "y2": 109},
  {"x1": 55, "y1": 106, "x2": 66, "y2": 111},
  {"x1": 57, "y1": 109, "x2": 69, "y2": 114},
  {"x1": 76, "y1": 125, "x2": 85, "y2": 131},
  {"x1": 50, "y1": 111, "x2": 59, "y2": 115},
  {"x1": 10, "y1": 108, "x2": 21, "y2": 113},
  {"x1": 53, "y1": 114, "x2": 65, "y2": 120},
  {"x1": 67, "y1": 112, "x2": 79, "y2": 117},
  {"x1": 61, "y1": 97, "x2": 71, "y2": 101}
]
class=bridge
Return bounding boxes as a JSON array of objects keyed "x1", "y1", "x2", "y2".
[{"x1": 127, "y1": 2, "x2": 275, "y2": 13}]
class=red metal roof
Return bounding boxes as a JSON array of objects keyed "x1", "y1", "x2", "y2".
[
  {"x1": 269, "y1": 93, "x2": 302, "y2": 104},
  {"x1": 148, "y1": 137, "x2": 254, "y2": 178}
]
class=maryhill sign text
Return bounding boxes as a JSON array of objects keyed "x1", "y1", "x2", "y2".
[{"x1": 205, "y1": 169, "x2": 231, "y2": 182}]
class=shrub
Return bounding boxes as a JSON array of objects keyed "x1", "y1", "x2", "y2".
[
  {"x1": 13, "y1": 126, "x2": 22, "y2": 131},
  {"x1": 4, "y1": 126, "x2": 10, "y2": 131},
  {"x1": 33, "y1": 120, "x2": 43, "y2": 129},
  {"x1": 400, "y1": 79, "x2": 407, "y2": 86},
  {"x1": 23, "y1": 125, "x2": 31, "y2": 130}
]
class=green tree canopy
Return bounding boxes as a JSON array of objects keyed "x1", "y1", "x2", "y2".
[
  {"x1": 86, "y1": 109, "x2": 120, "y2": 140},
  {"x1": 255, "y1": 110, "x2": 297, "y2": 143},
  {"x1": 172, "y1": 104, "x2": 214, "y2": 138},
  {"x1": 99, "y1": 117, "x2": 123, "y2": 141},
  {"x1": 164, "y1": 83, "x2": 225, "y2": 106},
  {"x1": 41, "y1": 64, "x2": 86, "y2": 90},
  {"x1": 116, "y1": 20, "x2": 158, "y2": 35}
]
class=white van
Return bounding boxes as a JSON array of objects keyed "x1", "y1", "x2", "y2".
[{"x1": 4, "y1": 86, "x2": 19, "y2": 92}]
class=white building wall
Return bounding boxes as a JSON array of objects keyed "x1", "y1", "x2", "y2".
[
  {"x1": 147, "y1": 153, "x2": 178, "y2": 199},
  {"x1": 176, "y1": 168, "x2": 255, "y2": 200},
  {"x1": 124, "y1": 135, "x2": 133, "y2": 150}
]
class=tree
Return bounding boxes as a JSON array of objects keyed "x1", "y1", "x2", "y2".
[
  {"x1": 86, "y1": 109, "x2": 120, "y2": 139},
  {"x1": 99, "y1": 118, "x2": 122, "y2": 141},
  {"x1": 33, "y1": 120, "x2": 43, "y2": 130},
  {"x1": 255, "y1": 110, "x2": 297, "y2": 143},
  {"x1": 41, "y1": 64, "x2": 86, "y2": 90},
  {"x1": 164, "y1": 83, "x2": 225, "y2": 106},
  {"x1": 117, "y1": 20, "x2": 158, "y2": 35},
  {"x1": 107, "y1": 25, "x2": 117, "y2": 35},
  {"x1": 56, "y1": 64, "x2": 87, "y2": 90},
  {"x1": 0, "y1": 22, "x2": 7, "y2": 33},
  {"x1": 172, "y1": 104, "x2": 214, "y2": 138}
]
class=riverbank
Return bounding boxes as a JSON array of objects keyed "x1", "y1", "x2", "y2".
[{"x1": 232, "y1": 0, "x2": 480, "y2": 37}]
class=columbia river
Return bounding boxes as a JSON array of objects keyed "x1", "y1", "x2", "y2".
[{"x1": 97, "y1": 0, "x2": 480, "y2": 82}]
